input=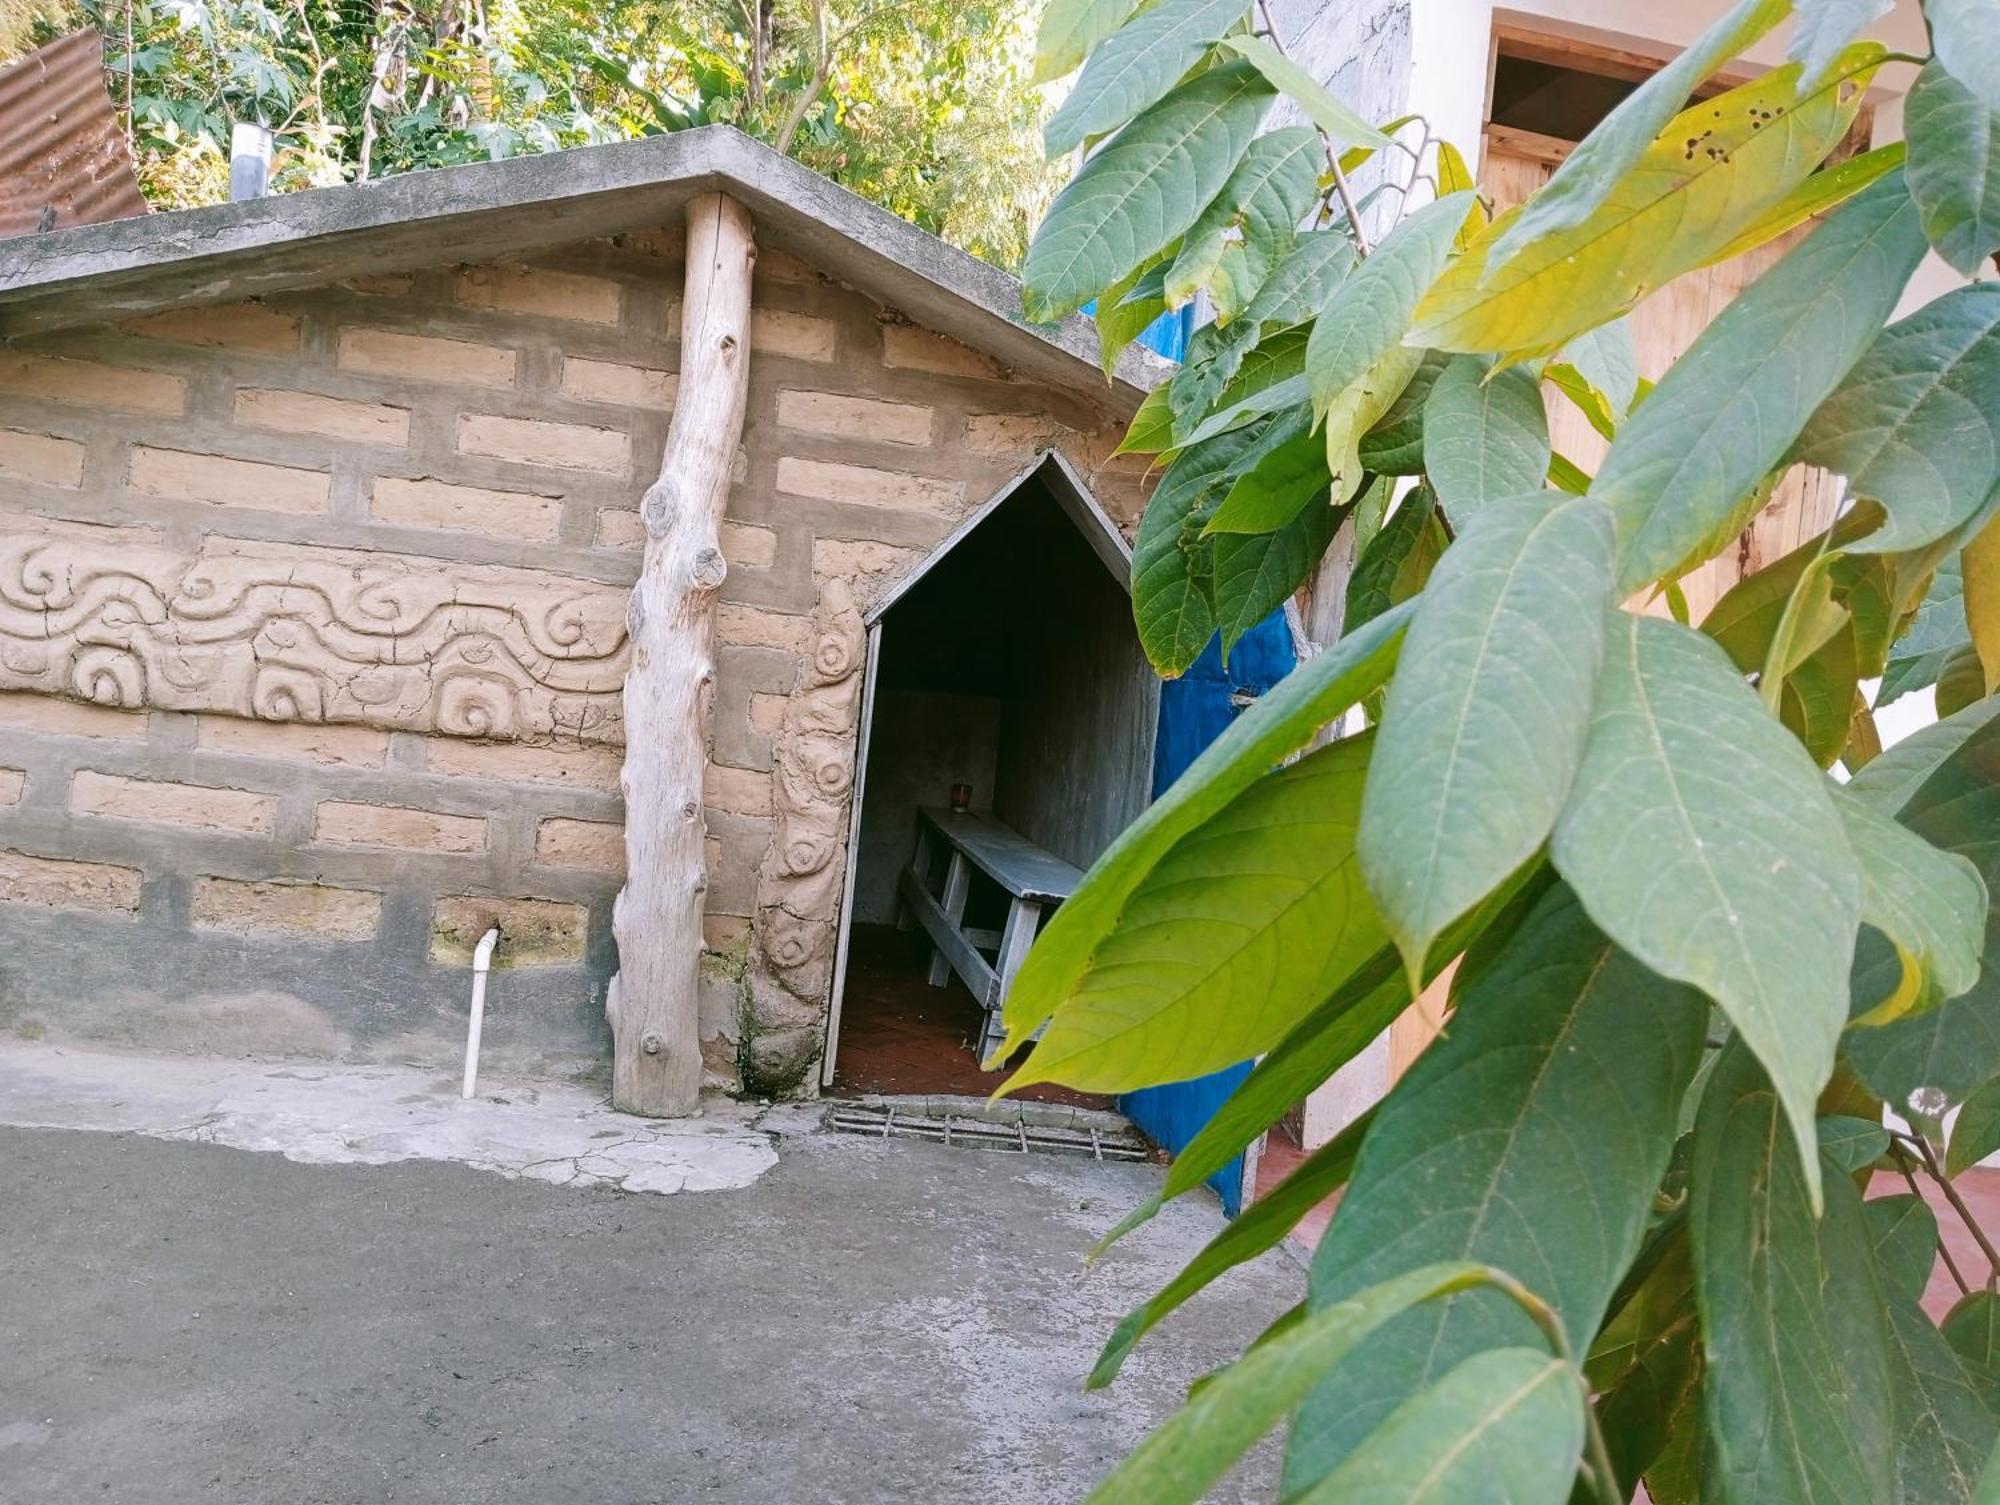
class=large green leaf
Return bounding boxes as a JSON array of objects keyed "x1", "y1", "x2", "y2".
[
  {"x1": 996, "y1": 598, "x2": 1412, "y2": 1048},
  {"x1": 1292, "y1": 1350, "x2": 1584, "y2": 1505},
  {"x1": 1944, "y1": 1291, "x2": 2000, "y2": 1408},
  {"x1": 1165, "y1": 127, "x2": 1321, "y2": 310},
  {"x1": 1793, "y1": 287, "x2": 2000, "y2": 555},
  {"x1": 1690, "y1": 1042, "x2": 1896, "y2": 1505},
  {"x1": 1129, "y1": 428, "x2": 1253, "y2": 675},
  {"x1": 1323, "y1": 345, "x2": 1423, "y2": 508},
  {"x1": 1176, "y1": 232, "x2": 1357, "y2": 421},
  {"x1": 1082, "y1": 1261, "x2": 1506, "y2": 1505},
  {"x1": 1888, "y1": 1299, "x2": 1999, "y2": 1505},
  {"x1": 1345, "y1": 483, "x2": 1441, "y2": 634},
  {"x1": 1096, "y1": 865, "x2": 1555, "y2": 1256},
  {"x1": 1114, "y1": 381, "x2": 1178, "y2": 456},
  {"x1": 1004, "y1": 731, "x2": 1389, "y2": 1094},
  {"x1": 1216, "y1": 32, "x2": 1390, "y2": 149},
  {"x1": 1205, "y1": 406, "x2": 1328, "y2": 534},
  {"x1": 1098, "y1": 254, "x2": 1174, "y2": 378},
  {"x1": 1358, "y1": 495, "x2": 1615, "y2": 979},
  {"x1": 1833, "y1": 784, "x2": 1988, "y2": 1016},
  {"x1": 1174, "y1": 322, "x2": 1313, "y2": 445},
  {"x1": 1845, "y1": 719, "x2": 2000, "y2": 1115},
  {"x1": 1032, "y1": 0, "x2": 1142, "y2": 84},
  {"x1": 1285, "y1": 884, "x2": 1707, "y2": 1490},
  {"x1": 1023, "y1": 63, "x2": 1272, "y2": 323},
  {"x1": 1791, "y1": 0, "x2": 1893, "y2": 82},
  {"x1": 1236, "y1": 228, "x2": 1356, "y2": 328},
  {"x1": 1043, "y1": 0, "x2": 1250, "y2": 156},
  {"x1": 1416, "y1": 49, "x2": 1882, "y2": 361},
  {"x1": 1905, "y1": 61, "x2": 2000, "y2": 276},
  {"x1": 1306, "y1": 191, "x2": 1475, "y2": 413},
  {"x1": 1552, "y1": 613, "x2": 1863, "y2": 1209},
  {"x1": 1553, "y1": 317, "x2": 1639, "y2": 422},
  {"x1": 1931, "y1": 0, "x2": 2000, "y2": 109},
  {"x1": 1866, "y1": 1193, "x2": 1942, "y2": 1304},
  {"x1": 1883, "y1": 555, "x2": 1976, "y2": 705},
  {"x1": 1421, "y1": 357, "x2": 1552, "y2": 523},
  {"x1": 1211, "y1": 477, "x2": 1342, "y2": 658},
  {"x1": 1485, "y1": 0, "x2": 1790, "y2": 267},
  {"x1": 1849, "y1": 695, "x2": 2000, "y2": 812},
  {"x1": 1949, "y1": 1076, "x2": 2000, "y2": 1177},
  {"x1": 1087, "y1": 1107, "x2": 1372, "y2": 1390},
  {"x1": 1357, "y1": 348, "x2": 1452, "y2": 476},
  {"x1": 1592, "y1": 171, "x2": 1928, "y2": 596}
]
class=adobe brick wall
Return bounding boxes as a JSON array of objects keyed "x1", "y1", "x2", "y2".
[{"x1": 0, "y1": 227, "x2": 1152, "y2": 1090}]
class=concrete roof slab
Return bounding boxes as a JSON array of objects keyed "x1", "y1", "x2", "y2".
[{"x1": 0, "y1": 125, "x2": 1167, "y2": 411}]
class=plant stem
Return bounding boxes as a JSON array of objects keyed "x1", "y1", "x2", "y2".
[
  {"x1": 1324, "y1": 147, "x2": 1373, "y2": 254},
  {"x1": 1894, "y1": 1148, "x2": 1971, "y2": 1296},
  {"x1": 1251, "y1": 0, "x2": 1372, "y2": 255},
  {"x1": 1896, "y1": 1130, "x2": 2000, "y2": 1280},
  {"x1": 1484, "y1": 1270, "x2": 1622, "y2": 1504}
]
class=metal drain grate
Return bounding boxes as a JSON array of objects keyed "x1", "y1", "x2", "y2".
[{"x1": 826, "y1": 1104, "x2": 1150, "y2": 1161}]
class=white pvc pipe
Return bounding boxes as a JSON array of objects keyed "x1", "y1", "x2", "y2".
[{"x1": 461, "y1": 927, "x2": 501, "y2": 1100}]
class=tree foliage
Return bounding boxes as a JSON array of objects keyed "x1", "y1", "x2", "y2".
[
  {"x1": 1006, "y1": 0, "x2": 2000, "y2": 1499},
  {"x1": 15, "y1": 0, "x2": 1060, "y2": 266}
]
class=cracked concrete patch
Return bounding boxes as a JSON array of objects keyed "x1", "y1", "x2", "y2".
[{"x1": 0, "y1": 1041, "x2": 779, "y2": 1194}]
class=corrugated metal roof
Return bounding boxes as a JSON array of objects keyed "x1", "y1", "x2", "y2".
[{"x1": 0, "y1": 29, "x2": 148, "y2": 241}]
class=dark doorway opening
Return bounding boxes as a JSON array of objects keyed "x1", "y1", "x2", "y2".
[{"x1": 824, "y1": 458, "x2": 1156, "y2": 1104}]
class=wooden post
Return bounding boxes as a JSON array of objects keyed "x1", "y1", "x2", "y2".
[{"x1": 608, "y1": 192, "x2": 756, "y2": 1117}]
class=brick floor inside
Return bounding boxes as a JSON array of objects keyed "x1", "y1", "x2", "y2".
[{"x1": 829, "y1": 923, "x2": 1107, "y2": 1108}]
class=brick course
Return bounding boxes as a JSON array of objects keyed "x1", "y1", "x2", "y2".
[
  {"x1": 0, "y1": 430, "x2": 85, "y2": 488},
  {"x1": 0, "y1": 232, "x2": 1148, "y2": 1088},
  {"x1": 72, "y1": 771, "x2": 277, "y2": 836},
  {"x1": 314, "y1": 800, "x2": 488, "y2": 854},
  {"x1": 192, "y1": 877, "x2": 382, "y2": 940}
]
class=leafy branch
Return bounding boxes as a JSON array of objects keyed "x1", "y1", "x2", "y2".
[{"x1": 1010, "y1": 0, "x2": 2000, "y2": 1497}]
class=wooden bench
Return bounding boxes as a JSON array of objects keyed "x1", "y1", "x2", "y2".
[{"x1": 897, "y1": 806, "x2": 1082, "y2": 1065}]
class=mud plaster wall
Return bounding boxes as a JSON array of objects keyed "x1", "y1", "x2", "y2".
[{"x1": 0, "y1": 229, "x2": 1152, "y2": 1091}]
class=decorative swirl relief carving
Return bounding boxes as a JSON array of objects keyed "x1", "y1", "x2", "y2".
[
  {"x1": 744, "y1": 578, "x2": 865, "y2": 1092},
  {"x1": 0, "y1": 514, "x2": 631, "y2": 743}
]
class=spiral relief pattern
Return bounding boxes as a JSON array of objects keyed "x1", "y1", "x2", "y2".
[
  {"x1": 750, "y1": 579, "x2": 866, "y2": 1023},
  {"x1": 0, "y1": 516, "x2": 632, "y2": 743}
]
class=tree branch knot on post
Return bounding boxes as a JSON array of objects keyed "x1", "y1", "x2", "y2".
[{"x1": 607, "y1": 191, "x2": 758, "y2": 1119}]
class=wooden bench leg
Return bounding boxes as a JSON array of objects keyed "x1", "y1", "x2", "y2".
[
  {"x1": 928, "y1": 851, "x2": 970, "y2": 987},
  {"x1": 898, "y1": 823, "x2": 937, "y2": 932},
  {"x1": 982, "y1": 897, "x2": 1041, "y2": 1066}
]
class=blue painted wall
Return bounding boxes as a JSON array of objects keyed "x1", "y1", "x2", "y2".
[{"x1": 1118, "y1": 613, "x2": 1297, "y2": 1215}]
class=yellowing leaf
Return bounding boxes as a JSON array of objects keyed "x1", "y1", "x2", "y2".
[
  {"x1": 1410, "y1": 49, "x2": 1885, "y2": 359},
  {"x1": 1114, "y1": 382, "x2": 1176, "y2": 456},
  {"x1": 1033, "y1": 0, "x2": 1144, "y2": 84},
  {"x1": 1323, "y1": 344, "x2": 1422, "y2": 506},
  {"x1": 1695, "y1": 141, "x2": 1907, "y2": 269},
  {"x1": 1435, "y1": 140, "x2": 1486, "y2": 250},
  {"x1": 1965, "y1": 509, "x2": 2000, "y2": 694}
]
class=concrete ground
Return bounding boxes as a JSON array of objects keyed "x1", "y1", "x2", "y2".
[{"x1": 0, "y1": 1060, "x2": 1298, "y2": 1504}]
